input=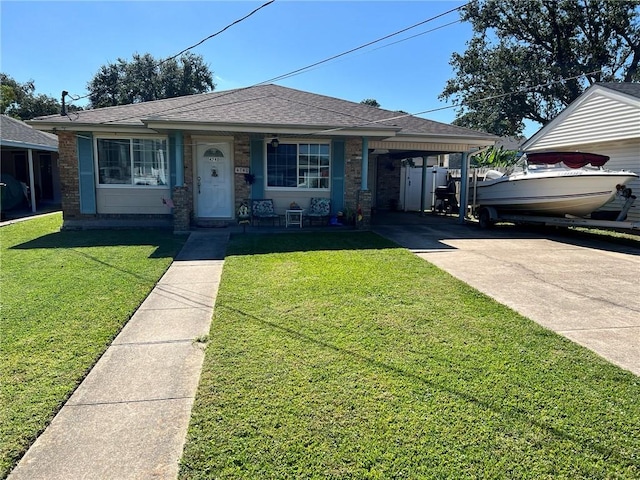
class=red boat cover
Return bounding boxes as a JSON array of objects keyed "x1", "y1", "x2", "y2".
[{"x1": 526, "y1": 152, "x2": 610, "y2": 168}]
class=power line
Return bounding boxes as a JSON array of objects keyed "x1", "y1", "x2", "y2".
[
  {"x1": 64, "y1": 0, "x2": 276, "y2": 107},
  {"x1": 96, "y1": 3, "x2": 467, "y2": 124},
  {"x1": 271, "y1": 19, "x2": 462, "y2": 83},
  {"x1": 255, "y1": 4, "x2": 466, "y2": 85},
  {"x1": 157, "y1": 0, "x2": 275, "y2": 66},
  {"x1": 310, "y1": 70, "x2": 605, "y2": 135}
]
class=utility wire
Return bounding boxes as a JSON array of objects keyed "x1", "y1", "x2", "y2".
[
  {"x1": 63, "y1": 0, "x2": 276, "y2": 106},
  {"x1": 270, "y1": 19, "x2": 462, "y2": 82},
  {"x1": 255, "y1": 4, "x2": 465, "y2": 86},
  {"x1": 310, "y1": 70, "x2": 604, "y2": 135},
  {"x1": 157, "y1": 0, "x2": 275, "y2": 66},
  {"x1": 96, "y1": 3, "x2": 468, "y2": 124}
]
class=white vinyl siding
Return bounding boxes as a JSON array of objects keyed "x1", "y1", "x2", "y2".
[
  {"x1": 528, "y1": 92, "x2": 640, "y2": 150},
  {"x1": 96, "y1": 188, "x2": 171, "y2": 215}
]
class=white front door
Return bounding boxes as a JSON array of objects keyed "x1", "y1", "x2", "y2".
[{"x1": 196, "y1": 142, "x2": 233, "y2": 218}]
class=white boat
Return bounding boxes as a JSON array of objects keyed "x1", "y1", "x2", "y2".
[{"x1": 473, "y1": 152, "x2": 638, "y2": 217}]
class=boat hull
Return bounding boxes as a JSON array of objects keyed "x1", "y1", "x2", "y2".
[{"x1": 474, "y1": 171, "x2": 637, "y2": 217}]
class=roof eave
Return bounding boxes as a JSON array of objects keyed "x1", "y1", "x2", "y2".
[
  {"x1": 0, "y1": 139, "x2": 58, "y2": 152},
  {"x1": 28, "y1": 120, "x2": 151, "y2": 135},
  {"x1": 142, "y1": 119, "x2": 402, "y2": 138}
]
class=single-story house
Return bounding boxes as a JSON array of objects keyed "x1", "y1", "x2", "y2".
[
  {"x1": 522, "y1": 82, "x2": 640, "y2": 223},
  {"x1": 28, "y1": 84, "x2": 496, "y2": 231},
  {"x1": 1, "y1": 114, "x2": 61, "y2": 214}
]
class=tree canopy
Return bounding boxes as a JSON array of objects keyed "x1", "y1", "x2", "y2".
[
  {"x1": 87, "y1": 52, "x2": 215, "y2": 108},
  {"x1": 360, "y1": 98, "x2": 381, "y2": 108},
  {"x1": 0, "y1": 73, "x2": 62, "y2": 120},
  {"x1": 440, "y1": 0, "x2": 640, "y2": 136}
]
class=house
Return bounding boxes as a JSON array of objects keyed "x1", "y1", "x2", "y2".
[
  {"x1": 28, "y1": 84, "x2": 496, "y2": 231},
  {"x1": 522, "y1": 82, "x2": 640, "y2": 223},
  {"x1": 1, "y1": 114, "x2": 61, "y2": 214}
]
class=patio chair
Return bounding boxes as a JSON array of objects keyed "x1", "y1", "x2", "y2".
[
  {"x1": 305, "y1": 197, "x2": 331, "y2": 226},
  {"x1": 237, "y1": 201, "x2": 251, "y2": 232},
  {"x1": 251, "y1": 199, "x2": 280, "y2": 226}
]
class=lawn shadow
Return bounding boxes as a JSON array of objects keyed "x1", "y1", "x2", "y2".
[
  {"x1": 225, "y1": 304, "x2": 637, "y2": 470},
  {"x1": 227, "y1": 230, "x2": 404, "y2": 256},
  {"x1": 10, "y1": 229, "x2": 188, "y2": 259}
]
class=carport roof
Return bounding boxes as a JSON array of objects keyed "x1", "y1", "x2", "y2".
[
  {"x1": 29, "y1": 84, "x2": 497, "y2": 144},
  {"x1": 1, "y1": 114, "x2": 58, "y2": 151}
]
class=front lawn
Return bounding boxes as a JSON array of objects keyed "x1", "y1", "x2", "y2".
[
  {"x1": 0, "y1": 214, "x2": 186, "y2": 478},
  {"x1": 180, "y1": 232, "x2": 639, "y2": 479}
]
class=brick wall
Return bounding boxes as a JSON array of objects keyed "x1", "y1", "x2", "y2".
[
  {"x1": 57, "y1": 131, "x2": 80, "y2": 219},
  {"x1": 233, "y1": 134, "x2": 251, "y2": 214},
  {"x1": 375, "y1": 155, "x2": 401, "y2": 210},
  {"x1": 344, "y1": 138, "x2": 362, "y2": 213}
]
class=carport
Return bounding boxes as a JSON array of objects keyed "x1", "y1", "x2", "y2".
[{"x1": 367, "y1": 137, "x2": 492, "y2": 221}]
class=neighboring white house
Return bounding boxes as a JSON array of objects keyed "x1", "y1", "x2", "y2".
[{"x1": 522, "y1": 82, "x2": 640, "y2": 223}]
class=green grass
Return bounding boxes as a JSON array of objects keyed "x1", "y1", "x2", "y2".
[
  {"x1": 0, "y1": 214, "x2": 186, "y2": 478},
  {"x1": 180, "y1": 232, "x2": 640, "y2": 479}
]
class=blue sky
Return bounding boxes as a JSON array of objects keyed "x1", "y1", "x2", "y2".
[{"x1": 0, "y1": 1, "x2": 538, "y2": 136}]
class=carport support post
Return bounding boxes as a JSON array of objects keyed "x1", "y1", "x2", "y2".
[
  {"x1": 458, "y1": 151, "x2": 469, "y2": 224},
  {"x1": 28, "y1": 148, "x2": 36, "y2": 213},
  {"x1": 420, "y1": 156, "x2": 428, "y2": 215}
]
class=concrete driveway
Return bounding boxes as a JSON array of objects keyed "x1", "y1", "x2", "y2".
[{"x1": 373, "y1": 214, "x2": 640, "y2": 376}]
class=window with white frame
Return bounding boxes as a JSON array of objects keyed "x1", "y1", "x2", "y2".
[
  {"x1": 96, "y1": 137, "x2": 169, "y2": 186},
  {"x1": 266, "y1": 142, "x2": 330, "y2": 189}
]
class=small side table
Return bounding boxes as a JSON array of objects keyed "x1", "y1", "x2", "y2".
[{"x1": 285, "y1": 209, "x2": 304, "y2": 228}]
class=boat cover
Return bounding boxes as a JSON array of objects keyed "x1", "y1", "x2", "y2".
[{"x1": 526, "y1": 152, "x2": 610, "y2": 168}]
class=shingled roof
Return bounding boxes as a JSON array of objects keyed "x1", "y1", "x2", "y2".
[
  {"x1": 30, "y1": 84, "x2": 496, "y2": 141},
  {"x1": 598, "y1": 82, "x2": 640, "y2": 99},
  {"x1": 1, "y1": 114, "x2": 58, "y2": 151}
]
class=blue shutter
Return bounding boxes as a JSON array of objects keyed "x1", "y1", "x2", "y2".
[
  {"x1": 77, "y1": 133, "x2": 96, "y2": 214},
  {"x1": 331, "y1": 139, "x2": 345, "y2": 213},
  {"x1": 169, "y1": 131, "x2": 183, "y2": 188},
  {"x1": 250, "y1": 138, "x2": 264, "y2": 199}
]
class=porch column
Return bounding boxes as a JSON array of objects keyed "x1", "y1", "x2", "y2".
[
  {"x1": 458, "y1": 151, "x2": 469, "y2": 224},
  {"x1": 172, "y1": 186, "x2": 190, "y2": 234},
  {"x1": 28, "y1": 149, "x2": 36, "y2": 213}
]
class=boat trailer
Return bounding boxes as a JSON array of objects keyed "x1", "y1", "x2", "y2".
[{"x1": 474, "y1": 186, "x2": 639, "y2": 231}]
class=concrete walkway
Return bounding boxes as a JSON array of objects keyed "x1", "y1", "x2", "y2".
[
  {"x1": 373, "y1": 218, "x2": 640, "y2": 376},
  {"x1": 9, "y1": 231, "x2": 229, "y2": 480}
]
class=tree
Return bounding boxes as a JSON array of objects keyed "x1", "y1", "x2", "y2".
[
  {"x1": 87, "y1": 52, "x2": 215, "y2": 108},
  {"x1": 440, "y1": 0, "x2": 640, "y2": 136},
  {"x1": 360, "y1": 98, "x2": 380, "y2": 107},
  {"x1": 0, "y1": 73, "x2": 62, "y2": 120},
  {"x1": 471, "y1": 146, "x2": 519, "y2": 168}
]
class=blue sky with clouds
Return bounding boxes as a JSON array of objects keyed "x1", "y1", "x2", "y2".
[{"x1": 0, "y1": 1, "x2": 539, "y2": 136}]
